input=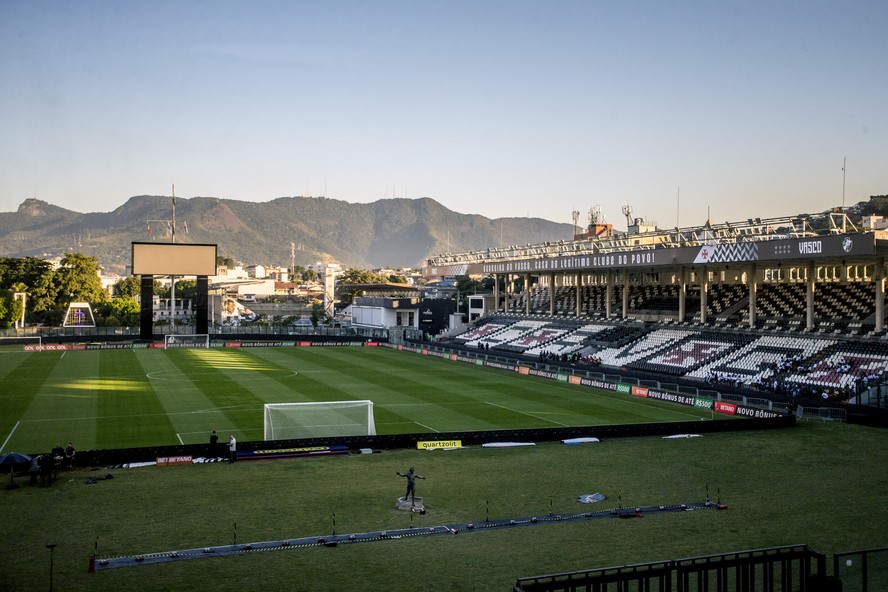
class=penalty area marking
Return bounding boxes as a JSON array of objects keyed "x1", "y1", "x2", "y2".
[
  {"x1": 146, "y1": 369, "x2": 298, "y2": 381},
  {"x1": 0, "y1": 421, "x2": 20, "y2": 454},
  {"x1": 484, "y1": 401, "x2": 570, "y2": 427}
]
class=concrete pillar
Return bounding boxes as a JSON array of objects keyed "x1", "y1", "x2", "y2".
[
  {"x1": 876, "y1": 260, "x2": 885, "y2": 332},
  {"x1": 575, "y1": 273, "x2": 582, "y2": 317},
  {"x1": 606, "y1": 270, "x2": 614, "y2": 319},
  {"x1": 806, "y1": 261, "x2": 816, "y2": 331},
  {"x1": 678, "y1": 267, "x2": 687, "y2": 322},
  {"x1": 549, "y1": 272, "x2": 556, "y2": 316},
  {"x1": 700, "y1": 268, "x2": 709, "y2": 324},
  {"x1": 493, "y1": 274, "x2": 500, "y2": 313},
  {"x1": 748, "y1": 264, "x2": 758, "y2": 328},
  {"x1": 622, "y1": 272, "x2": 630, "y2": 319},
  {"x1": 525, "y1": 273, "x2": 532, "y2": 315}
]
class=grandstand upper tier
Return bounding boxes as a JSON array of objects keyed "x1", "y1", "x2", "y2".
[
  {"x1": 424, "y1": 210, "x2": 879, "y2": 270},
  {"x1": 422, "y1": 209, "x2": 888, "y2": 332}
]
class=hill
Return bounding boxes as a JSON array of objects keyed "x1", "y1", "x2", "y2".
[{"x1": 0, "y1": 196, "x2": 573, "y2": 273}]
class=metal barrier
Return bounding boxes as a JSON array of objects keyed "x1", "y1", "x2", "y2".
[
  {"x1": 799, "y1": 406, "x2": 847, "y2": 422},
  {"x1": 514, "y1": 545, "x2": 832, "y2": 592},
  {"x1": 834, "y1": 547, "x2": 888, "y2": 592}
]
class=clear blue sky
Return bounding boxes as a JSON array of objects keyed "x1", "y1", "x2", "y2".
[{"x1": 1, "y1": 0, "x2": 886, "y2": 231}]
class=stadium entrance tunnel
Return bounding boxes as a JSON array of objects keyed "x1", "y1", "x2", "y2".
[{"x1": 92, "y1": 499, "x2": 725, "y2": 571}]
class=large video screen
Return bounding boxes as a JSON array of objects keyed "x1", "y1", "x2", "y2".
[{"x1": 131, "y1": 242, "x2": 217, "y2": 276}]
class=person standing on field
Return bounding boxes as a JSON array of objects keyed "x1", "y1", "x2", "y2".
[{"x1": 228, "y1": 434, "x2": 237, "y2": 463}]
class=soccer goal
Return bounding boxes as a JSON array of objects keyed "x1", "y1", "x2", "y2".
[
  {"x1": 264, "y1": 400, "x2": 377, "y2": 440},
  {"x1": 164, "y1": 334, "x2": 210, "y2": 349},
  {"x1": 0, "y1": 336, "x2": 42, "y2": 351}
]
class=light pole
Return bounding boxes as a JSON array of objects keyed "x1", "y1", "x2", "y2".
[{"x1": 46, "y1": 543, "x2": 56, "y2": 592}]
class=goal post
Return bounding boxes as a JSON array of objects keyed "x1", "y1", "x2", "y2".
[
  {"x1": 264, "y1": 400, "x2": 376, "y2": 440},
  {"x1": 164, "y1": 334, "x2": 210, "y2": 349}
]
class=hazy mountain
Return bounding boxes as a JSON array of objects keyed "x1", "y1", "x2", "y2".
[{"x1": 0, "y1": 196, "x2": 575, "y2": 273}]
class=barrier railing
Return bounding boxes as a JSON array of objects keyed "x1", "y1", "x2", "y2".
[{"x1": 514, "y1": 545, "x2": 833, "y2": 592}]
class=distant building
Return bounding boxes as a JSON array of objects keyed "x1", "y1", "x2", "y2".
[
  {"x1": 862, "y1": 215, "x2": 888, "y2": 230},
  {"x1": 351, "y1": 296, "x2": 456, "y2": 337}
]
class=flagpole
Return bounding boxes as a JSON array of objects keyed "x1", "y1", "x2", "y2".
[{"x1": 841, "y1": 157, "x2": 846, "y2": 233}]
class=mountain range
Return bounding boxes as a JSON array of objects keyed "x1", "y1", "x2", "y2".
[{"x1": 0, "y1": 196, "x2": 574, "y2": 274}]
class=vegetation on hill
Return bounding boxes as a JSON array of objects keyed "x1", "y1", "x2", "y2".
[{"x1": 0, "y1": 195, "x2": 573, "y2": 273}]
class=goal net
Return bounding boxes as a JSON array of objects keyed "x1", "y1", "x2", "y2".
[
  {"x1": 264, "y1": 400, "x2": 376, "y2": 440},
  {"x1": 164, "y1": 334, "x2": 210, "y2": 349},
  {"x1": 0, "y1": 336, "x2": 42, "y2": 351}
]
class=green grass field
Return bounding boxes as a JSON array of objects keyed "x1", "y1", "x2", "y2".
[
  {"x1": 2, "y1": 345, "x2": 885, "y2": 592},
  {"x1": 0, "y1": 345, "x2": 715, "y2": 453}
]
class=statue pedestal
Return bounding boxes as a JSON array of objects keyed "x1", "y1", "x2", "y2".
[{"x1": 395, "y1": 496, "x2": 425, "y2": 512}]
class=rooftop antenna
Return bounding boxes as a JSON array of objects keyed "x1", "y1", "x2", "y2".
[
  {"x1": 589, "y1": 205, "x2": 603, "y2": 225},
  {"x1": 571, "y1": 208, "x2": 580, "y2": 238},
  {"x1": 676, "y1": 187, "x2": 680, "y2": 228},
  {"x1": 621, "y1": 204, "x2": 633, "y2": 228}
]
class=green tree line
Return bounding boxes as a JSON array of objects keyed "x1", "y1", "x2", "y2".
[{"x1": 0, "y1": 254, "x2": 173, "y2": 329}]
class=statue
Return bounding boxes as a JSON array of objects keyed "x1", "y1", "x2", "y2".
[{"x1": 396, "y1": 467, "x2": 425, "y2": 505}]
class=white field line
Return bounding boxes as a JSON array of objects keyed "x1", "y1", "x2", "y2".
[
  {"x1": 0, "y1": 421, "x2": 21, "y2": 453},
  {"x1": 176, "y1": 433, "x2": 184, "y2": 445},
  {"x1": 484, "y1": 401, "x2": 570, "y2": 427},
  {"x1": 13, "y1": 404, "x2": 257, "y2": 424}
]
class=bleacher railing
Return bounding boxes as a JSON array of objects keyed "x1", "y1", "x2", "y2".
[
  {"x1": 834, "y1": 547, "x2": 888, "y2": 592},
  {"x1": 514, "y1": 544, "x2": 832, "y2": 592}
]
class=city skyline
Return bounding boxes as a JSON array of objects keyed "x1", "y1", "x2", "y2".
[{"x1": 1, "y1": 1, "x2": 886, "y2": 230}]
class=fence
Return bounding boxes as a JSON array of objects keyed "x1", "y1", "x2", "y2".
[
  {"x1": 514, "y1": 545, "x2": 837, "y2": 592},
  {"x1": 834, "y1": 547, "x2": 888, "y2": 592},
  {"x1": 415, "y1": 342, "x2": 808, "y2": 417},
  {"x1": 0, "y1": 324, "x2": 388, "y2": 340}
]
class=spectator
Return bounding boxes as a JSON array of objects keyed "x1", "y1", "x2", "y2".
[
  {"x1": 65, "y1": 442, "x2": 76, "y2": 469},
  {"x1": 29, "y1": 455, "x2": 40, "y2": 486}
]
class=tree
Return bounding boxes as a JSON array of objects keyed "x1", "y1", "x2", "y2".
[
  {"x1": 98, "y1": 297, "x2": 140, "y2": 326},
  {"x1": 388, "y1": 274, "x2": 407, "y2": 284},
  {"x1": 310, "y1": 300, "x2": 330, "y2": 327},
  {"x1": 216, "y1": 255, "x2": 235, "y2": 268},
  {"x1": 0, "y1": 284, "x2": 26, "y2": 328},
  {"x1": 113, "y1": 276, "x2": 142, "y2": 300},
  {"x1": 173, "y1": 279, "x2": 198, "y2": 301},
  {"x1": 54, "y1": 253, "x2": 106, "y2": 306},
  {"x1": 335, "y1": 268, "x2": 389, "y2": 307},
  {"x1": 0, "y1": 257, "x2": 57, "y2": 320},
  {"x1": 301, "y1": 268, "x2": 317, "y2": 283},
  {"x1": 455, "y1": 275, "x2": 487, "y2": 314}
]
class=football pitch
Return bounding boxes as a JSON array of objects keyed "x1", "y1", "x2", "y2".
[
  {"x1": 0, "y1": 345, "x2": 716, "y2": 454},
  {"x1": 1, "y1": 345, "x2": 886, "y2": 591}
]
